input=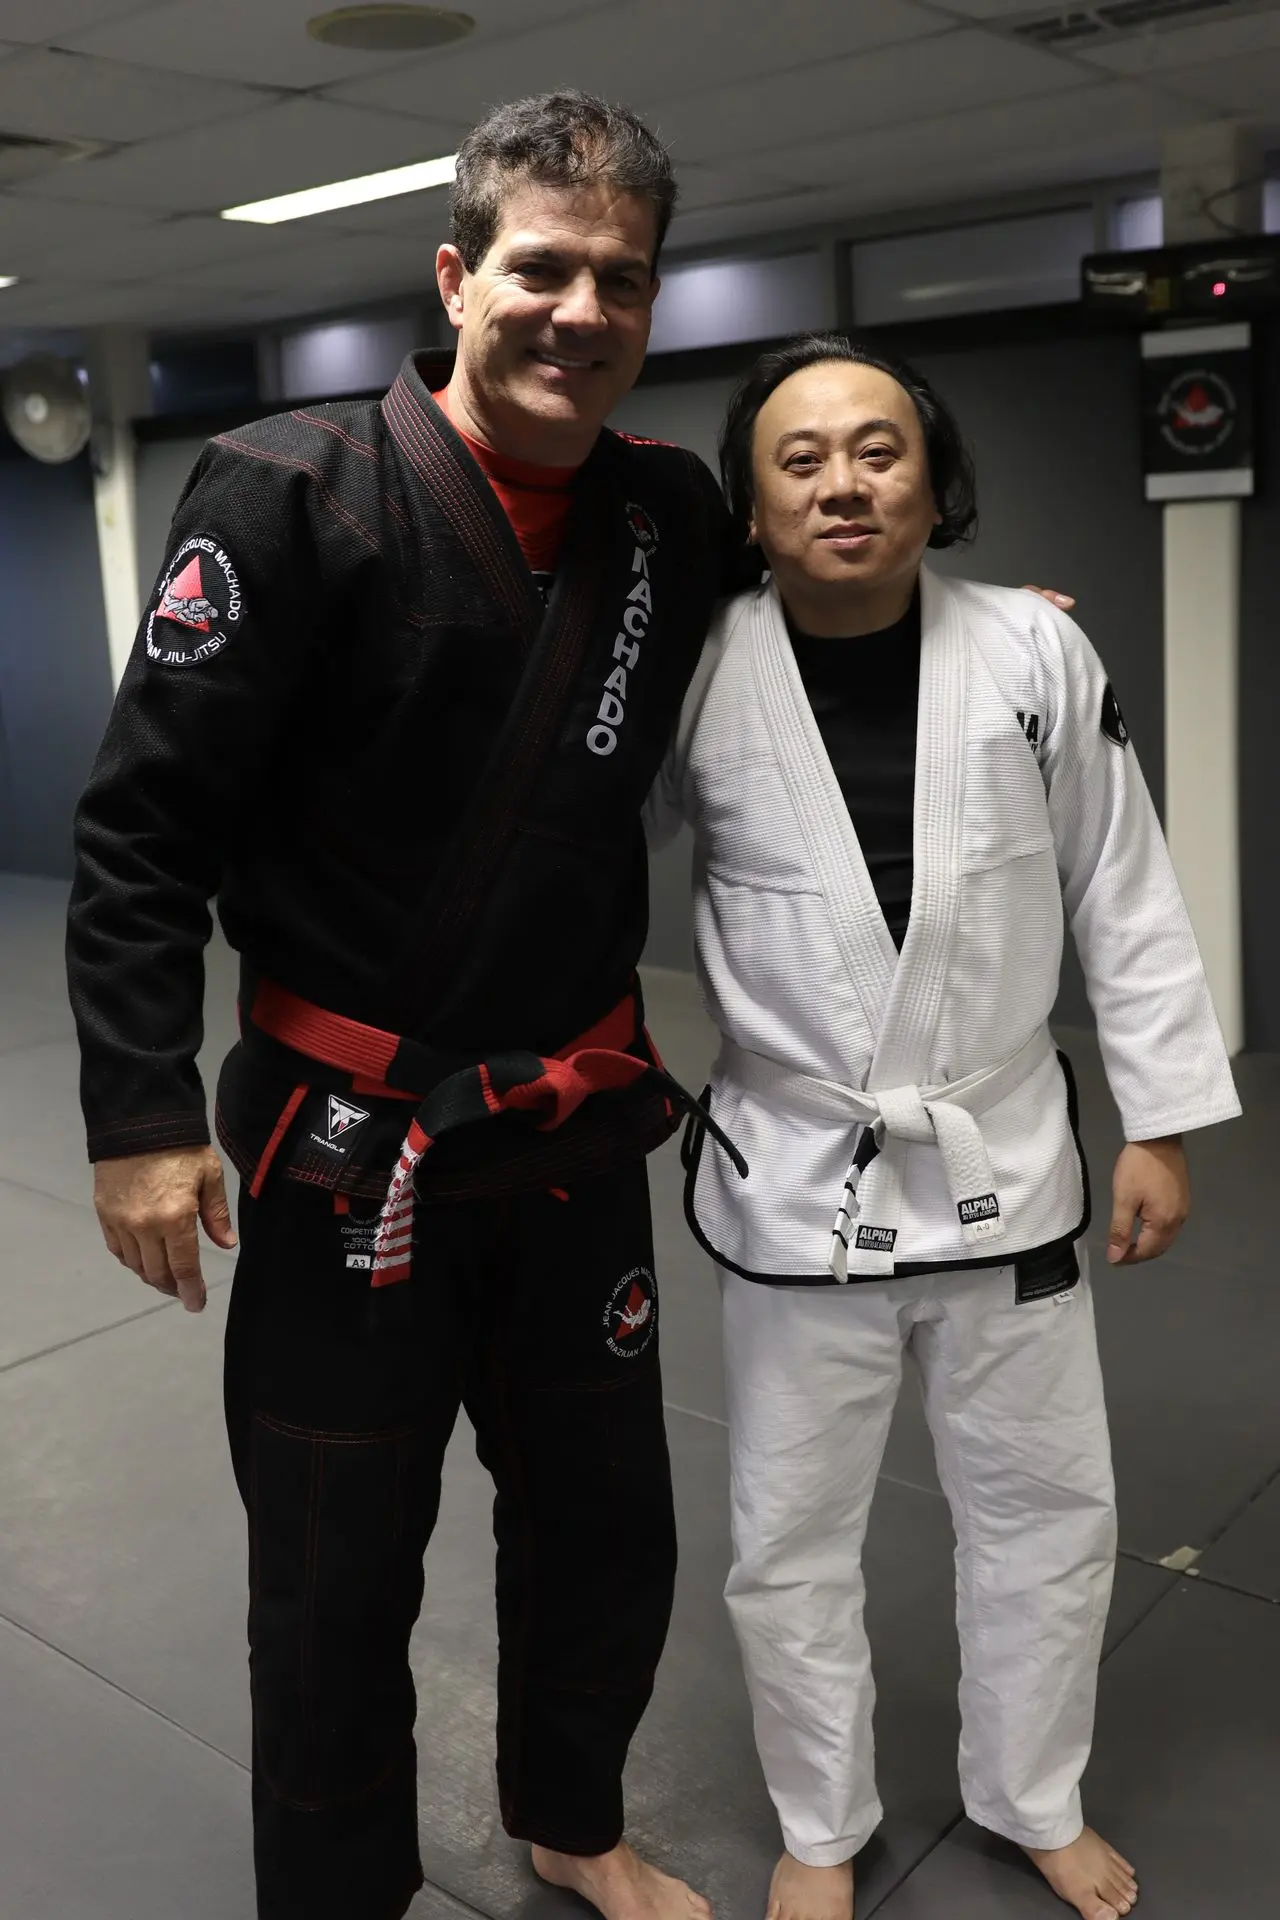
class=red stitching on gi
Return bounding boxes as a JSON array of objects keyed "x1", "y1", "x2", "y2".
[
  {"x1": 213, "y1": 436, "x2": 382, "y2": 556},
  {"x1": 292, "y1": 409, "x2": 415, "y2": 535},
  {"x1": 381, "y1": 378, "x2": 532, "y2": 634}
]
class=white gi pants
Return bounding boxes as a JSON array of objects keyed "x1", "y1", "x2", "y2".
[{"x1": 721, "y1": 1250, "x2": 1117, "y2": 1865}]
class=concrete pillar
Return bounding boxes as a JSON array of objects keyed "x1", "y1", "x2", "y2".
[
  {"x1": 1157, "y1": 126, "x2": 1258, "y2": 1053},
  {"x1": 85, "y1": 327, "x2": 151, "y2": 691}
]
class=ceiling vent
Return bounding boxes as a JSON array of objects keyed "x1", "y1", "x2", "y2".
[
  {"x1": 1000, "y1": 0, "x2": 1279, "y2": 50},
  {"x1": 0, "y1": 131, "x2": 103, "y2": 187}
]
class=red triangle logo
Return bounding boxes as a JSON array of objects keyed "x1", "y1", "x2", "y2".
[{"x1": 158, "y1": 554, "x2": 214, "y2": 631}]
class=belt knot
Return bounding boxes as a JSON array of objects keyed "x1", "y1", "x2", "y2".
[{"x1": 873, "y1": 1083, "x2": 934, "y2": 1146}]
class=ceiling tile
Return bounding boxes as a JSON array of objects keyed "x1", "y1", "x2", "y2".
[
  {"x1": 646, "y1": 27, "x2": 1092, "y2": 166},
  {"x1": 167, "y1": 230, "x2": 432, "y2": 294},
  {"x1": 1151, "y1": 43, "x2": 1280, "y2": 115},
  {"x1": 330, "y1": 0, "x2": 945, "y2": 120},
  {"x1": 0, "y1": 47, "x2": 269, "y2": 143},
  {"x1": 0, "y1": 1, "x2": 164, "y2": 44},
  {"x1": 0, "y1": 193, "x2": 159, "y2": 254},
  {"x1": 64, "y1": 0, "x2": 617, "y2": 90},
  {"x1": 9, "y1": 96, "x2": 461, "y2": 213},
  {"x1": 7, "y1": 212, "x2": 359, "y2": 283},
  {"x1": 1080, "y1": 11, "x2": 1280, "y2": 74},
  {"x1": 756, "y1": 80, "x2": 1204, "y2": 221}
]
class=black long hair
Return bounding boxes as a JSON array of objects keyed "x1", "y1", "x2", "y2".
[{"x1": 718, "y1": 333, "x2": 978, "y2": 561}]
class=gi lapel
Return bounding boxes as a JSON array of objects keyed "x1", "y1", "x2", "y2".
[
  {"x1": 381, "y1": 354, "x2": 543, "y2": 648},
  {"x1": 867, "y1": 566, "x2": 970, "y2": 1092},
  {"x1": 382, "y1": 417, "x2": 617, "y2": 1032},
  {"x1": 748, "y1": 578, "x2": 897, "y2": 1053}
]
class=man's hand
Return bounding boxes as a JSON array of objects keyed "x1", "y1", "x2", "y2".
[
  {"x1": 1022, "y1": 585, "x2": 1076, "y2": 611},
  {"x1": 93, "y1": 1146, "x2": 236, "y2": 1313},
  {"x1": 1107, "y1": 1137, "x2": 1189, "y2": 1265}
]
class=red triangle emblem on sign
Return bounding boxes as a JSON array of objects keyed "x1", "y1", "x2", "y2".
[{"x1": 159, "y1": 554, "x2": 213, "y2": 631}]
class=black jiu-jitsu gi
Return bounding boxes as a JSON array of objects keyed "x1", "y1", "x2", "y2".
[{"x1": 66, "y1": 351, "x2": 734, "y2": 1920}]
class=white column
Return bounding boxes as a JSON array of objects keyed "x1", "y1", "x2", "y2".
[
  {"x1": 1163, "y1": 500, "x2": 1243, "y2": 1053},
  {"x1": 85, "y1": 327, "x2": 151, "y2": 691},
  {"x1": 1155, "y1": 126, "x2": 1259, "y2": 1054}
]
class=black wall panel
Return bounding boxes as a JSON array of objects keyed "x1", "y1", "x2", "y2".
[{"x1": 0, "y1": 444, "x2": 114, "y2": 879}]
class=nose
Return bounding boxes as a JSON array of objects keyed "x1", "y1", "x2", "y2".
[
  {"x1": 552, "y1": 268, "x2": 608, "y2": 334},
  {"x1": 817, "y1": 454, "x2": 867, "y2": 507}
]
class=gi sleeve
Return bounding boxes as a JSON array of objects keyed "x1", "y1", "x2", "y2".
[
  {"x1": 1037, "y1": 606, "x2": 1241, "y2": 1139},
  {"x1": 67, "y1": 439, "x2": 319, "y2": 1162}
]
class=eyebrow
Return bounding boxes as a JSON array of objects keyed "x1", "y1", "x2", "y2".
[
  {"x1": 505, "y1": 242, "x2": 650, "y2": 275},
  {"x1": 773, "y1": 417, "x2": 905, "y2": 453}
]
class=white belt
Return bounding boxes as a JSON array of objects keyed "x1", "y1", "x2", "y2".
[{"x1": 720, "y1": 1026, "x2": 1056, "y2": 1279}]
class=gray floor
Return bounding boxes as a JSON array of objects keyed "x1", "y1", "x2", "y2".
[{"x1": 2, "y1": 869, "x2": 1278, "y2": 1919}]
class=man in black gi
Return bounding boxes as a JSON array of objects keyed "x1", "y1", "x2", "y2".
[{"x1": 68, "y1": 91, "x2": 733, "y2": 1920}]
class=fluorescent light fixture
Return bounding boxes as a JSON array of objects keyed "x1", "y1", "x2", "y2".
[
  {"x1": 0, "y1": 277, "x2": 17, "y2": 290},
  {"x1": 222, "y1": 153, "x2": 456, "y2": 225}
]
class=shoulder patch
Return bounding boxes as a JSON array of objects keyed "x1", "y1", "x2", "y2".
[
  {"x1": 146, "y1": 535, "x2": 244, "y2": 668},
  {"x1": 614, "y1": 430, "x2": 679, "y2": 448},
  {"x1": 1100, "y1": 682, "x2": 1130, "y2": 749}
]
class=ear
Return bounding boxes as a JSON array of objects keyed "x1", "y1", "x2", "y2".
[
  {"x1": 436, "y1": 244, "x2": 467, "y2": 334},
  {"x1": 747, "y1": 511, "x2": 759, "y2": 545}
]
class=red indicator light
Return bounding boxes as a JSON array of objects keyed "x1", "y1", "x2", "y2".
[{"x1": 1213, "y1": 280, "x2": 1227, "y2": 296}]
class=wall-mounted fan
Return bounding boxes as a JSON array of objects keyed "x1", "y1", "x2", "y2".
[{"x1": 2, "y1": 354, "x2": 92, "y2": 463}]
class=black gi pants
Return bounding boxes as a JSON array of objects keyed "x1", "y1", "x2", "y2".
[{"x1": 224, "y1": 1159, "x2": 676, "y2": 1920}]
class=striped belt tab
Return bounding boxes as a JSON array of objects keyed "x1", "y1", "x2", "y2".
[{"x1": 247, "y1": 980, "x2": 747, "y2": 1304}]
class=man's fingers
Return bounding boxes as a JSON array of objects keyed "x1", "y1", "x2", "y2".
[
  {"x1": 1106, "y1": 1205, "x2": 1136, "y2": 1265},
  {"x1": 1022, "y1": 584, "x2": 1077, "y2": 611},
  {"x1": 165, "y1": 1215, "x2": 208, "y2": 1314},
  {"x1": 136, "y1": 1228, "x2": 180, "y2": 1296},
  {"x1": 1131, "y1": 1210, "x2": 1182, "y2": 1263},
  {"x1": 199, "y1": 1162, "x2": 238, "y2": 1252},
  {"x1": 114, "y1": 1225, "x2": 145, "y2": 1278}
]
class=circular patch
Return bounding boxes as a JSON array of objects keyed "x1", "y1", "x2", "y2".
[
  {"x1": 603, "y1": 1264, "x2": 657, "y2": 1360},
  {"x1": 625, "y1": 501, "x2": 659, "y2": 554},
  {"x1": 146, "y1": 534, "x2": 244, "y2": 668},
  {"x1": 1156, "y1": 367, "x2": 1238, "y2": 461}
]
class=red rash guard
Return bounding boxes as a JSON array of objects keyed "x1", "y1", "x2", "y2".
[{"x1": 434, "y1": 384, "x2": 578, "y2": 576}]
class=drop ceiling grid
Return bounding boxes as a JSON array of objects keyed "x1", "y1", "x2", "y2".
[
  {"x1": 60, "y1": 0, "x2": 621, "y2": 90},
  {"x1": 0, "y1": 0, "x2": 168, "y2": 47},
  {"x1": 1155, "y1": 41, "x2": 1280, "y2": 109},
  {"x1": 324, "y1": 0, "x2": 948, "y2": 120},
  {"x1": 7, "y1": 95, "x2": 465, "y2": 214},
  {"x1": 1083, "y1": 7, "x2": 1280, "y2": 72},
  {"x1": 641, "y1": 28, "x2": 1097, "y2": 169},
  {"x1": 0, "y1": 47, "x2": 270, "y2": 144}
]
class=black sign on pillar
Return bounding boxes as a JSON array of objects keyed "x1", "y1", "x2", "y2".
[{"x1": 1141, "y1": 323, "x2": 1253, "y2": 501}]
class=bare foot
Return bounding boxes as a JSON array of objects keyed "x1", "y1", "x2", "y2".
[
  {"x1": 532, "y1": 1841, "x2": 712, "y2": 1920},
  {"x1": 765, "y1": 1850, "x2": 854, "y2": 1920},
  {"x1": 1023, "y1": 1828, "x2": 1138, "y2": 1920}
]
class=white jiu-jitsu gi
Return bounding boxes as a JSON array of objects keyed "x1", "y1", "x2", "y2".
[{"x1": 648, "y1": 568, "x2": 1239, "y2": 1862}]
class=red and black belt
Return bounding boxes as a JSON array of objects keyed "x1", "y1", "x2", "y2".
[{"x1": 243, "y1": 977, "x2": 746, "y2": 1305}]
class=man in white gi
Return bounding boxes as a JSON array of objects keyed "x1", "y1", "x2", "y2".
[{"x1": 648, "y1": 334, "x2": 1240, "y2": 1920}]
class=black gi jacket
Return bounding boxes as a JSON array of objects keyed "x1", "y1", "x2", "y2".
[{"x1": 67, "y1": 353, "x2": 734, "y2": 1197}]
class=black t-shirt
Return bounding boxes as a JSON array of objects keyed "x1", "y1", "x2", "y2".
[{"x1": 787, "y1": 592, "x2": 921, "y2": 950}]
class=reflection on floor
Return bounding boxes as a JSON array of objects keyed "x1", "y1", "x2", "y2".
[{"x1": 2, "y1": 871, "x2": 1278, "y2": 1917}]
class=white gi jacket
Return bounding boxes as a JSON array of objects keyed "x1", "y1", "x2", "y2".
[{"x1": 648, "y1": 569, "x2": 1240, "y2": 1283}]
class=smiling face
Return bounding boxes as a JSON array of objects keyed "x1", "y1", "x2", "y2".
[
  {"x1": 436, "y1": 177, "x2": 660, "y2": 465},
  {"x1": 749, "y1": 359, "x2": 942, "y2": 635}
]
